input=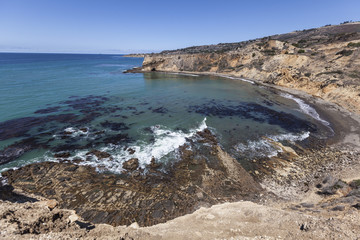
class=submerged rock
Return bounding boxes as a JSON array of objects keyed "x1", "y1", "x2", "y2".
[
  {"x1": 100, "y1": 121, "x2": 129, "y2": 131},
  {"x1": 0, "y1": 138, "x2": 45, "y2": 165},
  {"x1": 86, "y1": 150, "x2": 111, "y2": 159},
  {"x1": 54, "y1": 152, "x2": 71, "y2": 159}
]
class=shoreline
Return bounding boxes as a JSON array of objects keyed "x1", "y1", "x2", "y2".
[
  {"x1": 131, "y1": 68, "x2": 360, "y2": 148},
  {"x1": 2, "y1": 69, "x2": 360, "y2": 239}
]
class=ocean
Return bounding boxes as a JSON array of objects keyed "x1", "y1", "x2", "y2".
[{"x1": 0, "y1": 53, "x2": 333, "y2": 173}]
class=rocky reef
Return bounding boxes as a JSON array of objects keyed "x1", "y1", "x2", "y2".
[
  {"x1": 1, "y1": 129, "x2": 261, "y2": 227},
  {"x1": 130, "y1": 23, "x2": 360, "y2": 114}
]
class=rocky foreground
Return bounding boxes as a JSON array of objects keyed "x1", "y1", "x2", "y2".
[
  {"x1": 1, "y1": 129, "x2": 262, "y2": 227},
  {"x1": 1, "y1": 144, "x2": 360, "y2": 239}
]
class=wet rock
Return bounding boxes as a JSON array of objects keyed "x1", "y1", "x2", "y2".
[
  {"x1": 86, "y1": 150, "x2": 111, "y2": 159},
  {"x1": 127, "y1": 148, "x2": 136, "y2": 155},
  {"x1": 149, "y1": 157, "x2": 161, "y2": 169},
  {"x1": 197, "y1": 129, "x2": 217, "y2": 145},
  {"x1": 79, "y1": 128, "x2": 88, "y2": 133},
  {"x1": 123, "y1": 158, "x2": 139, "y2": 171},
  {"x1": 94, "y1": 130, "x2": 105, "y2": 135},
  {"x1": 54, "y1": 152, "x2": 71, "y2": 158}
]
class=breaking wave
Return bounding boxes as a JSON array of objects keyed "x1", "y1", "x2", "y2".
[
  {"x1": 280, "y1": 93, "x2": 330, "y2": 126},
  {"x1": 235, "y1": 131, "x2": 310, "y2": 158},
  {"x1": 70, "y1": 118, "x2": 208, "y2": 173}
]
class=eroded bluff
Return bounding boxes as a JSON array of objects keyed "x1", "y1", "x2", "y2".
[{"x1": 134, "y1": 23, "x2": 360, "y2": 114}]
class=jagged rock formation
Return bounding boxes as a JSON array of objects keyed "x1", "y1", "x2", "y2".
[{"x1": 133, "y1": 23, "x2": 360, "y2": 114}]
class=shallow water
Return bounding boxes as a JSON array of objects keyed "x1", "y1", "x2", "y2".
[{"x1": 0, "y1": 53, "x2": 333, "y2": 173}]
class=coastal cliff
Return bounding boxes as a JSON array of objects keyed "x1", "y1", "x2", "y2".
[{"x1": 135, "y1": 23, "x2": 360, "y2": 114}]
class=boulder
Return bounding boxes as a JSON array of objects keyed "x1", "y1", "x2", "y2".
[{"x1": 123, "y1": 158, "x2": 139, "y2": 171}]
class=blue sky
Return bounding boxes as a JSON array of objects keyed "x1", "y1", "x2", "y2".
[{"x1": 0, "y1": 0, "x2": 359, "y2": 53}]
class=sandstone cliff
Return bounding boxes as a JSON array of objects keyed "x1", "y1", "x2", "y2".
[{"x1": 135, "y1": 23, "x2": 360, "y2": 114}]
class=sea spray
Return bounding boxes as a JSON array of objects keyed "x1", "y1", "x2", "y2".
[{"x1": 75, "y1": 118, "x2": 208, "y2": 173}]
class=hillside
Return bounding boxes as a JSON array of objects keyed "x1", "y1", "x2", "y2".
[{"x1": 130, "y1": 22, "x2": 360, "y2": 114}]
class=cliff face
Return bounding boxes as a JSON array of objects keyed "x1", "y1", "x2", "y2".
[{"x1": 137, "y1": 23, "x2": 360, "y2": 114}]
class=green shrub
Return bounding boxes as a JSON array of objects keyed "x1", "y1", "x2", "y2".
[
  {"x1": 350, "y1": 179, "x2": 360, "y2": 189},
  {"x1": 298, "y1": 49, "x2": 305, "y2": 53},
  {"x1": 262, "y1": 49, "x2": 276, "y2": 56},
  {"x1": 316, "y1": 70, "x2": 343, "y2": 76},
  {"x1": 347, "y1": 42, "x2": 360, "y2": 48},
  {"x1": 336, "y1": 49, "x2": 353, "y2": 56},
  {"x1": 252, "y1": 53, "x2": 256, "y2": 57}
]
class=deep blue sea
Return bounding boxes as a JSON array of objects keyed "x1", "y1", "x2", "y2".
[{"x1": 0, "y1": 53, "x2": 333, "y2": 173}]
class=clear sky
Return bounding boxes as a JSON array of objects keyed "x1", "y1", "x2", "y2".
[{"x1": 0, "y1": 0, "x2": 359, "y2": 54}]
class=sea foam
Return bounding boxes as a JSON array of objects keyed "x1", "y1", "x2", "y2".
[
  {"x1": 235, "y1": 131, "x2": 310, "y2": 158},
  {"x1": 280, "y1": 93, "x2": 330, "y2": 126},
  {"x1": 74, "y1": 118, "x2": 208, "y2": 173}
]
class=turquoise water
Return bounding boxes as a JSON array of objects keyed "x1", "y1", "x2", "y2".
[{"x1": 0, "y1": 53, "x2": 332, "y2": 173}]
